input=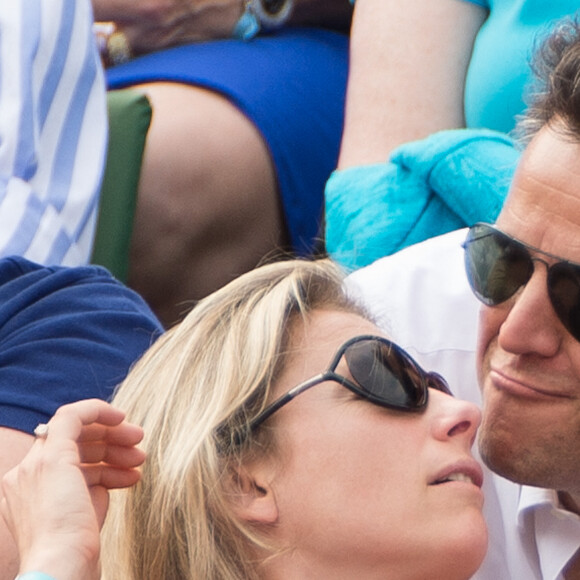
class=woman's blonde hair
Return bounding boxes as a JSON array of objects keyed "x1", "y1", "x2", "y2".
[{"x1": 101, "y1": 258, "x2": 369, "y2": 580}]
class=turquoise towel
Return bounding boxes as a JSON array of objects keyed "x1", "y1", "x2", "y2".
[{"x1": 325, "y1": 129, "x2": 520, "y2": 271}]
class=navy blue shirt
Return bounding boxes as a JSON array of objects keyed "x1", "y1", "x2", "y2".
[{"x1": 0, "y1": 257, "x2": 163, "y2": 434}]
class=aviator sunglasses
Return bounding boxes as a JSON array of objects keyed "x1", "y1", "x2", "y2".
[
  {"x1": 463, "y1": 223, "x2": 580, "y2": 341},
  {"x1": 244, "y1": 334, "x2": 452, "y2": 438}
]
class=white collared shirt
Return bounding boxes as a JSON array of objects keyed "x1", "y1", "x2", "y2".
[
  {"x1": 521, "y1": 487, "x2": 580, "y2": 580},
  {"x1": 0, "y1": 0, "x2": 107, "y2": 265},
  {"x1": 346, "y1": 229, "x2": 580, "y2": 579}
]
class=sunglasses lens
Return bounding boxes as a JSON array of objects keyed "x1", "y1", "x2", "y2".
[
  {"x1": 344, "y1": 339, "x2": 428, "y2": 410},
  {"x1": 464, "y1": 224, "x2": 534, "y2": 305},
  {"x1": 549, "y1": 263, "x2": 580, "y2": 341}
]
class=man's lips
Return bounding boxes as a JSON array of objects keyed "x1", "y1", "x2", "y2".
[{"x1": 489, "y1": 368, "x2": 574, "y2": 400}]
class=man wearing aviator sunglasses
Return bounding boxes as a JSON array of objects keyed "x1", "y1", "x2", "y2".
[
  {"x1": 347, "y1": 17, "x2": 580, "y2": 580},
  {"x1": 463, "y1": 222, "x2": 580, "y2": 343}
]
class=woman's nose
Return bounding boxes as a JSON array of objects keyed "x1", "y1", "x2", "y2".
[{"x1": 430, "y1": 389, "x2": 481, "y2": 446}]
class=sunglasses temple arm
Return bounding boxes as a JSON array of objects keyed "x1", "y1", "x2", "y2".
[{"x1": 248, "y1": 372, "x2": 330, "y2": 431}]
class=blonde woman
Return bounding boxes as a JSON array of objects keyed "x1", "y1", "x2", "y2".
[{"x1": 2, "y1": 259, "x2": 487, "y2": 580}]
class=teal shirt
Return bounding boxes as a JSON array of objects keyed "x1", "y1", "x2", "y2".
[
  {"x1": 463, "y1": 0, "x2": 578, "y2": 132},
  {"x1": 324, "y1": 0, "x2": 580, "y2": 270}
]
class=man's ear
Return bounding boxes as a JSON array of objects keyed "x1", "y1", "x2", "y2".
[{"x1": 228, "y1": 462, "x2": 279, "y2": 524}]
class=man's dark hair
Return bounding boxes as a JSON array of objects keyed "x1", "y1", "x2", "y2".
[{"x1": 517, "y1": 17, "x2": 580, "y2": 144}]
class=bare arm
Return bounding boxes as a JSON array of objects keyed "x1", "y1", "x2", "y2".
[{"x1": 338, "y1": 0, "x2": 487, "y2": 168}]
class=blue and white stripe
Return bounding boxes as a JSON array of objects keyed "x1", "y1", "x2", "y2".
[{"x1": 0, "y1": 0, "x2": 107, "y2": 265}]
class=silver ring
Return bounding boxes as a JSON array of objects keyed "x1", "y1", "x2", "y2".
[{"x1": 34, "y1": 423, "x2": 49, "y2": 439}]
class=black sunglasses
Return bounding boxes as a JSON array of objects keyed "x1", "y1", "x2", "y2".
[
  {"x1": 463, "y1": 223, "x2": 580, "y2": 341},
  {"x1": 242, "y1": 335, "x2": 452, "y2": 440}
]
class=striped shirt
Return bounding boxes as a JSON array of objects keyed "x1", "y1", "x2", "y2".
[{"x1": 0, "y1": 0, "x2": 107, "y2": 265}]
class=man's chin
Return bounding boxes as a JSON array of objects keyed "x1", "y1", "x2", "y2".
[
  {"x1": 478, "y1": 430, "x2": 554, "y2": 488},
  {"x1": 478, "y1": 429, "x2": 531, "y2": 484}
]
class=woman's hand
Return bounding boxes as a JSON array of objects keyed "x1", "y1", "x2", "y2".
[
  {"x1": 0, "y1": 399, "x2": 145, "y2": 580},
  {"x1": 93, "y1": 0, "x2": 244, "y2": 55},
  {"x1": 93, "y1": 0, "x2": 352, "y2": 61}
]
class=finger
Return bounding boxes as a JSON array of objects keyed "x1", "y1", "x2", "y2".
[
  {"x1": 90, "y1": 485, "x2": 110, "y2": 529},
  {"x1": 36, "y1": 399, "x2": 140, "y2": 452},
  {"x1": 46, "y1": 399, "x2": 127, "y2": 443},
  {"x1": 27, "y1": 400, "x2": 134, "y2": 475},
  {"x1": 79, "y1": 442, "x2": 146, "y2": 468},
  {"x1": 92, "y1": 1, "x2": 154, "y2": 25},
  {"x1": 83, "y1": 464, "x2": 143, "y2": 490},
  {"x1": 76, "y1": 420, "x2": 144, "y2": 446}
]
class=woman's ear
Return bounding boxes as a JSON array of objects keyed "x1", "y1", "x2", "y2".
[{"x1": 228, "y1": 463, "x2": 279, "y2": 524}]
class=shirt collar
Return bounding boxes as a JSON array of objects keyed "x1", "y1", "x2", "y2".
[{"x1": 517, "y1": 486, "x2": 580, "y2": 580}]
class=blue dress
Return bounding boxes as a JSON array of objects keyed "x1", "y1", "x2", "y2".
[{"x1": 106, "y1": 28, "x2": 349, "y2": 255}]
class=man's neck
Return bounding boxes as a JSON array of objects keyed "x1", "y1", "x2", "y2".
[{"x1": 559, "y1": 491, "x2": 580, "y2": 516}]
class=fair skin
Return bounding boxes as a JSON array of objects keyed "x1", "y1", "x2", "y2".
[
  {"x1": 338, "y1": 0, "x2": 486, "y2": 168},
  {"x1": 0, "y1": 429, "x2": 33, "y2": 580},
  {"x1": 477, "y1": 123, "x2": 580, "y2": 506},
  {"x1": 0, "y1": 399, "x2": 145, "y2": 580},
  {"x1": 237, "y1": 310, "x2": 487, "y2": 579}
]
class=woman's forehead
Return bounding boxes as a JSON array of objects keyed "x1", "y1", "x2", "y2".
[{"x1": 275, "y1": 311, "x2": 384, "y2": 391}]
